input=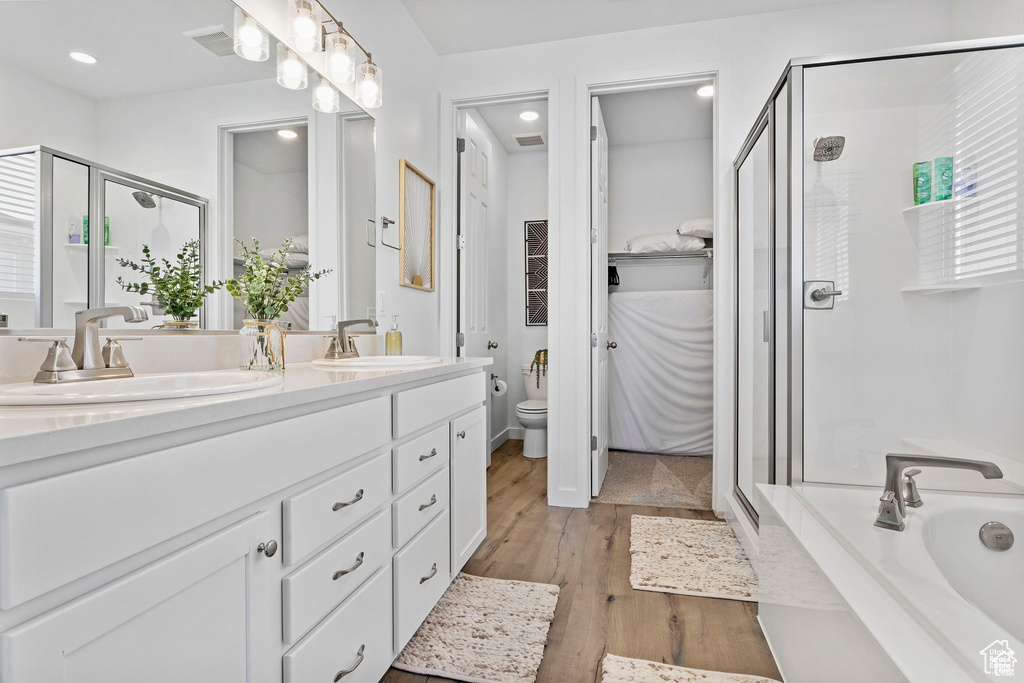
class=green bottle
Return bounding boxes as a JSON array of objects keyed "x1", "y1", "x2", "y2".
[
  {"x1": 82, "y1": 215, "x2": 88, "y2": 245},
  {"x1": 934, "y1": 157, "x2": 953, "y2": 201},
  {"x1": 913, "y1": 161, "x2": 932, "y2": 206}
]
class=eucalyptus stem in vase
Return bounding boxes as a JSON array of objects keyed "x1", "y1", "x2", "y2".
[
  {"x1": 227, "y1": 237, "x2": 331, "y2": 371},
  {"x1": 116, "y1": 239, "x2": 222, "y2": 324}
]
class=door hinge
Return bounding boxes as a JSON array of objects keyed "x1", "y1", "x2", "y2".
[
  {"x1": 591, "y1": 229, "x2": 598, "y2": 244},
  {"x1": 456, "y1": 333, "x2": 465, "y2": 347},
  {"x1": 591, "y1": 332, "x2": 597, "y2": 348},
  {"x1": 590, "y1": 125, "x2": 597, "y2": 142},
  {"x1": 591, "y1": 435, "x2": 598, "y2": 451},
  {"x1": 456, "y1": 137, "x2": 466, "y2": 153},
  {"x1": 457, "y1": 235, "x2": 466, "y2": 250}
]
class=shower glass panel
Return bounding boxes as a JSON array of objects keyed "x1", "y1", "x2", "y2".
[
  {"x1": 51, "y1": 158, "x2": 90, "y2": 328},
  {"x1": 736, "y1": 121, "x2": 773, "y2": 516},
  {"x1": 801, "y1": 45, "x2": 1024, "y2": 495},
  {"x1": 0, "y1": 152, "x2": 41, "y2": 328}
]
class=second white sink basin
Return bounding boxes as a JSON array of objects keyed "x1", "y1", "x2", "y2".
[
  {"x1": 0, "y1": 371, "x2": 284, "y2": 406},
  {"x1": 311, "y1": 355, "x2": 444, "y2": 371}
]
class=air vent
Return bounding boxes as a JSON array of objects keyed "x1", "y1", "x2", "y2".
[
  {"x1": 513, "y1": 133, "x2": 546, "y2": 148},
  {"x1": 184, "y1": 25, "x2": 234, "y2": 57}
]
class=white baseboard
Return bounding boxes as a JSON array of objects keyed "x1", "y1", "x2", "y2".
[
  {"x1": 508, "y1": 427, "x2": 526, "y2": 440},
  {"x1": 490, "y1": 429, "x2": 509, "y2": 452}
]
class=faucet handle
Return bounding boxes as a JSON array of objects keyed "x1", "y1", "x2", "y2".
[
  {"x1": 102, "y1": 337, "x2": 142, "y2": 369},
  {"x1": 874, "y1": 490, "x2": 906, "y2": 531},
  {"x1": 18, "y1": 337, "x2": 76, "y2": 373},
  {"x1": 902, "y1": 468, "x2": 923, "y2": 508}
]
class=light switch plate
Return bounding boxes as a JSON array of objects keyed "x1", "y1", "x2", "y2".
[{"x1": 377, "y1": 291, "x2": 387, "y2": 317}]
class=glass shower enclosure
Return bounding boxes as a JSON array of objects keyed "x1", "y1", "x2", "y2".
[
  {"x1": 0, "y1": 146, "x2": 207, "y2": 329},
  {"x1": 735, "y1": 36, "x2": 1024, "y2": 522}
]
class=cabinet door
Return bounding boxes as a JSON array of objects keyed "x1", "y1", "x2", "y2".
[
  {"x1": 450, "y1": 406, "x2": 487, "y2": 573},
  {"x1": 1, "y1": 513, "x2": 279, "y2": 683}
]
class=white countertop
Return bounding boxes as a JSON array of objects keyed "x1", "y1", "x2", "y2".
[{"x1": 0, "y1": 358, "x2": 492, "y2": 469}]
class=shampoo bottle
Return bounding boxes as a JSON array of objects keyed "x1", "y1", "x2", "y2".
[{"x1": 385, "y1": 315, "x2": 403, "y2": 356}]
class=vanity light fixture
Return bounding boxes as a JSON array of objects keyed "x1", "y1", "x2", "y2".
[
  {"x1": 69, "y1": 51, "x2": 97, "y2": 64},
  {"x1": 312, "y1": 75, "x2": 341, "y2": 113},
  {"x1": 277, "y1": 128, "x2": 299, "y2": 139},
  {"x1": 276, "y1": 43, "x2": 308, "y2": 90},
  {"x1": 519, "y1": 109, "x2": 540, "y2": 122},
  {"x1": 695, "y1": 84, "x2": 714, "y2": 98},
  {"x1": 233, "y1": 8, "x2": 269, "y2": 62},
  {"x1": 279, "y1": 0, "x2": 381, "y2": 108}
]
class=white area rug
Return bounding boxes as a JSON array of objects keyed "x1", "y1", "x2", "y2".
[
  {"x1": 629, "y1": 516, "x2": 757, "y2": 601},
  {"x1": 392, "y1": 573, "x2": 560, "y2": 683},
  {"x1": 602, "y1": 654, "x2": 781, "y2": 683},
  {"x1": 595, "y1": 451, "x2": 713, "y2": 510}
]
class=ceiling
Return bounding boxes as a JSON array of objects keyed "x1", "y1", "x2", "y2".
[
  {"x1": 475, "y1": 100, "x2": 548, "y2": 154},
  {"x1": 0, "y1": 0, "x2": 275, "y2": 101},
  {"x1": 400, "y1": 0, "x2": 855, "y2": 55},
  {"x1": 233, "y1": 127, "x2": 309, "y2": 175},
  {"x1": 599, "y1": 86, "x2": 712, "y2": 146}
]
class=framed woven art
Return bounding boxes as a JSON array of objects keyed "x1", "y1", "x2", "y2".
[{"x1": 524, "y1": 219, "x2": 548, "y2": 326}]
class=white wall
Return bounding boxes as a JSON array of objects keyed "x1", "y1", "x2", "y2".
[
  {"x1": 0, "y1": 60, "x2": 96, "y2": 157},
  {"x1": 232, "y1": 164, "x2": 308, "y2": 255},
  {"x1": 506, "y1": 151, "x2": 549, "y2": 435},
  {"x1": 608, "y1": 139, "x2": 713, "y2": 251},
  {"x1": 438, "y1": 0, "x2": 1022, "y2": 510}
]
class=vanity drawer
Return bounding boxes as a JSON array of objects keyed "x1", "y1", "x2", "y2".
[
  {"x1": 282, "y1": 509, "x2": 392, "y2": 644},
  {"x1": 283, "y1": 452, "x2": 391, "y2": 566},
  {"x1": 392, "y1": 466, "x2": 449, "y2": 548},
  {"x1": 0, "y1": 396, "x2": 391, "y2": 610},
  {"x1": 284, "y1": 565, "x2": 393, "y2": 683},
  {"x1": 393, "y1": 510, "x2": 451, "y2": 651},
  {"x1": 392, "y1": 372, "x2": 485, "y2": 438},
  {"x1": 394, "y1": 424, "x2": 450, "y2": 493}
]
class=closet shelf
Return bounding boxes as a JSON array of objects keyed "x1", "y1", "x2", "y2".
[{"x1": 609, "y1": 248, "x2": 712, "y2": 262}]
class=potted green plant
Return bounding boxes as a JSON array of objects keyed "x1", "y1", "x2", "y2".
[
  {"x1": 227, "y1": 237, "x2": 330, "y2": 371},
  {"x1": 116, "y1": 239, "x2": 222, "y2": 326},
  {"x1": 530, "y1": 348, "x2": 547, "y2": 388}
]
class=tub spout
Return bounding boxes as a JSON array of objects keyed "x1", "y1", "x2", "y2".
[{"x1": 874, "y1": 453, "x2": 1003, "y2": 531}]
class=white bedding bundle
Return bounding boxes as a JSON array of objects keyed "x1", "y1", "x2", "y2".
[
  {"x1": 260, "y1": 234, "x2": 309, "y2": 268},
  {"x1": 625, "y1": 232, "x2": 705, "y2": 254}
]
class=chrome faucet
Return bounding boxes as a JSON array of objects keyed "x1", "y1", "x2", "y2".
[
  {"x1": 19, "y1": 306, "x2": 148, "y2": 383},
  {"x1": 874, "y1": 453, "x2": 1003, "y2": 531},
  {"x1": 325, "y1": 318, "x2": 378, "y2": 359}
]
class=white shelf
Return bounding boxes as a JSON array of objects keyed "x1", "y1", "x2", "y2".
[
  {"x1": 64, "y1": 243, "x2": 119, "y2": 254},
  {"x1": 902, "y1": 196, "x2": 979, "y2": 214},
  {"x1": 900, "y1": 283, "x2": 981, "y2": 295}
]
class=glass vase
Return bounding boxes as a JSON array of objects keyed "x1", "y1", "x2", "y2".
[{"x1": 240, "y1": 318, "x2": 286, "y2": 371}]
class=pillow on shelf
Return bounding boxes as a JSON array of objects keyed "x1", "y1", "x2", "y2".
[
  {"x1": 677, "y1": 217, "x2": 714, "y2": 238},
  {"x1": 625, "y1": 232, "x2": 705, "y2": 254}
]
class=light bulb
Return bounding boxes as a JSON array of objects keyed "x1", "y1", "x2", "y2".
[
  {"x1": 312, "y1": 76, "x2": 340, "y2": 113},
  {"x1": 359, "y1": 79, "x2": 378, "y2": 100},
  {"x1": 357, "y1": 59, "x2": 382, "y2": 108},
  {"x1": 326, "y1": 33, "x2": 355, "y2": 84},
  {"x1": 519, "y1": 109, "x2": 540, "y2": 121},
  {"x1": 234, "y1": 8, "x2": 268, "y2": 62},
  {"x1": 696, "y1": 84, "x2": 714, "y2": 98},
  {"x1": 276, "y1": 43, "x2": 308, "y2": 90},
  {"x1": 289, "y1": 0, "x2": 321, "y2": 53}
]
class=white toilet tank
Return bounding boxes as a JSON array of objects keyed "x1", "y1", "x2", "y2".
[{"x1": 521, "y1": 363, "x2": 548, "y2": 400}]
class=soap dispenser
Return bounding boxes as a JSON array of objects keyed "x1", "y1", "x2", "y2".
[{"x1": 385, "y1": 315, "x2": 402, "y2": 356}]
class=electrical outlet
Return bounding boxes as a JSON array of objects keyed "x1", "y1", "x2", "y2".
[{"x1": 377, "y1": 291, "x2": 386, "y2": 317}]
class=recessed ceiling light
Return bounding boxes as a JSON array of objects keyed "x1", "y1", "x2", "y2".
[
  {"x1": 277, "y1": 129, "x2": 299, "y2": 139},
  {"x1": 695, "y1": 84, "x2": 714, "y2": 98},
  {"x1": 519, "y1": 109, "x2": 540, "y2": 122},
  {"x1": 69, "y1": 52, "x2": 97, "y2": 64}
]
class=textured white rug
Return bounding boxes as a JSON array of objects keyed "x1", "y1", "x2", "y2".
[
  {"x1": 602, "y1": 654, "x2": 781, "y2": 683},
  {"x1": 594, "y1": 452, "x2": 713, "y2": 510},
  {"x1": 392, "y1": 573, "x2": 560, "y2": 683},
  {"x1": 629, "y1": 516, "x2": 757, "y2": 601}
]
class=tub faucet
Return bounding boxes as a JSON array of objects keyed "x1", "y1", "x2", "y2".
[{"x1": 874, "y1": 453, "x2": 1003, "y2": 531}]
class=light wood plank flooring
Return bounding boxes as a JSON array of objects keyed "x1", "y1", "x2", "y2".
[{"x1": 383, "y1": 440, "x2": 780, "y2": 683}]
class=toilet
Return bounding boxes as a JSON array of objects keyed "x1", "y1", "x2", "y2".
[{"x1": 516, "y1": 364, "x2": 548, "y2": 459}]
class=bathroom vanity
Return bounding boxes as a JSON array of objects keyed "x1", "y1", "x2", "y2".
[{"x1": 0, "y1": 359, "x2": 490, "y2": 682}]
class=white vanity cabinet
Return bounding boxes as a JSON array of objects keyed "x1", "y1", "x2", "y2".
[{"x1": 0, "y1": 362, "x2": 490, "y2": 683}]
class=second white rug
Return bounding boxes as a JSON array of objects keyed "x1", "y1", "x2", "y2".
[
  {"x1": 629, "y1": 515, "x2": 757, "y2": 601},
  {"x1": 602, "y1": 654, "x2": 781, "y2": 683},
  {"x1": 392, "y1": 573, "x2": 560, "y2": 683}
]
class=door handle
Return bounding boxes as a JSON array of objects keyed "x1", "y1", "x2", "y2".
[
  {"x1": 256, "y1": 540, "x2": 278, "y2": 558},
  {"x1": 332, "y1": 552, "x2": 365, "y2": 580},
  {"x1": 419, "y1": 562, "x2": 438, "y2": 584},
  {"x1": 606, "y1": 341, "x2": 617, "y2": 349},
  {"x1": 419, "y1": 494, "x2": 438, "y2": 511},
  {"x1": 419, "y1": 448, "x2": 438, "y2": 461},
  {"x1": 487, "y1": 341, "x2": 498, "y2": 349},
  {"x1": 811, "y1": 287, "x2": 843, "y2": 302},
  {"x1": 332, "y1": 489, "x2": 364, "y2": 511},
  {"x1": 334, "y1": 644, "x2": 365, "y2": 681}
]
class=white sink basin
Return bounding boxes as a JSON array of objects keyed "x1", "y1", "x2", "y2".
[
  {"x1": 311, "y1": 356, "x2": 444, "y2": 371},
  {"x1": 0, "y1": 371, "x2": 284, "y2": 406}
]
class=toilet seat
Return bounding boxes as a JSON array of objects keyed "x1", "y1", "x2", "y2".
[{"x1": 516, "y1": 399, "x2": 547, "y2": 414}]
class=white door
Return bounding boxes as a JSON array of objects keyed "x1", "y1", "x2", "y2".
[
  {"x1": 591, "y1": 97, "x2": 610, "y2": 496},
  {"x1": 458, "y1": 111, "x2": 493, "y2": 360},
  {"x1": 1, "y1": 513, "x2": 279, "y2": 683},
  {"x1": 451, "y1": 406, "x2": 488, "y2": 573}
]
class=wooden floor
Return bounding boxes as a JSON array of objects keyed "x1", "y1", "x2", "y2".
[{"x1": 383, "y1": 440, "x2": 781, "y2": 683}]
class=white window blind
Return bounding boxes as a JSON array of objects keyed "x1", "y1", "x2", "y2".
[
  {"x1": 0, "y1": 153, "x2": 38, "y2": 295},
  {"x1": 917, "y1": 49, "x2": 1024, "y2": 283}
]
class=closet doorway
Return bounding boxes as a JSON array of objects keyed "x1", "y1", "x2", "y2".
[{"x1": 590, "y1": 78, "x2": 717, "y2": 508}]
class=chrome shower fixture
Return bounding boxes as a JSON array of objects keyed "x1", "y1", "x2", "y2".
[
  {"x1": 813, "y1": 136, "x2": 846, "y2": 162},
  {"x1": 132, "y1": 191, "x2": 157, "y2": 209}
]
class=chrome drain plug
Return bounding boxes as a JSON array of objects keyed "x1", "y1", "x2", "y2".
[{"x1": 979, "y1": 522, "x2": 1014, "y2": 551}]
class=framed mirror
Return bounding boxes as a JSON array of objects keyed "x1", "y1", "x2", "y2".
[
  {"x1": 0, "y1": 0, "x2": 376, "y2": 332},
  {"x1": 398, "y1": 159, "x2": 435, "y2": 291}
]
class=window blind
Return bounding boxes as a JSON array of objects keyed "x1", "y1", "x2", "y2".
[{"x1": 0, "y1": 153, "x2": 38, "y2": 295}]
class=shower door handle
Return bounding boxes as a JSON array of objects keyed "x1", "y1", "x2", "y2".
[{"x1": 804, "y1": 280, "x2": 841, "y2": 310}]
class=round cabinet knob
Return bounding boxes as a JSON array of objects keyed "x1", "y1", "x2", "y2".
[
  {"x1": 257, "y1": 540, "x2": 278, "y2": 558},
  {"x1": 457, "y1": 430, "x2": 466, "y2": 439},
  {"x1": 607, "y1": 341, "x2": 618, "y2": 349},
  {"x1": 487, "y1": 341, "x2": 499, "y2": 349}
]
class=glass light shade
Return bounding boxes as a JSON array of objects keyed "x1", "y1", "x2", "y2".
[
  {"x1": 276, "y1": 43, "x2": 308, "y2": 90},
  {"x1": 288, "y1": 0, "x2": 321, "y2": 54},
  {"x1": 357, "y1": 61, "x2": 382, "y2": 109},
  {"x1": 312, "y1": 75, "x2": 340, "y2": 113},
  {"x1": 233, "y1": 8, "x2": 269, "y2": 62},
  {"x1": 326, "y1": 33, "x2": 356, "y2": 84}
]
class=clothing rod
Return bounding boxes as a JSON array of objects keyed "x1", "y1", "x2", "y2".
[{"x1": 608, "y1": 249, "x2": 713, "y2": 263}]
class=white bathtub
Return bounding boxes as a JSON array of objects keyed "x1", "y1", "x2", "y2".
[{"x1": 758, "y1": 483, "x2": 1023, "y2": 682}]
